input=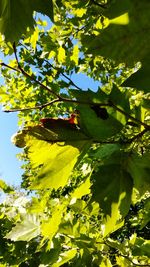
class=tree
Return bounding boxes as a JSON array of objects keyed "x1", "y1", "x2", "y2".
[{"x1": 0, "y1": 0, "x2": 150, "y2": 266}]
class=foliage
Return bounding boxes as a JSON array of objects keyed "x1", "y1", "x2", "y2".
[{"x1": 0, "y1": 0, "x2": 150, "y2": 266}]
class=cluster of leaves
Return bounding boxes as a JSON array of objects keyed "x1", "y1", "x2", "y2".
[{"x1": 0, "y1": 0, "x2": 150, "y2": 266}]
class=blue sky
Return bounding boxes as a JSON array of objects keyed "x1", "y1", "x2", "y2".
[{"x1": 0, "y1": 110, "x2": 23, "y2": 186}]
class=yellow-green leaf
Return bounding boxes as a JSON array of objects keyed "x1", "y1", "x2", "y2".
[
  {"x1": 52, "y1": 249, "x2": 77, "y2": 267},
  {"x1": 71, "y1": 177, "x2": 91, "y2": 200},
  {"x1": 29, "y1": 140, "x2": 87, "y2": 190},
  {"x1": 71, "y1": 44, "x2": 79, "y2": 65},
  {"x1": 6, "y1": 214, "x2": 40, "y2": 242},
  {"x1": 57, "y1": 46, "x2": 66, "y2": 63},
  {"x1": 109, "y1": 12, "x2": 129, "y2": 25},
  {"x1": 41, "y1": 204, "x2": 65, "y2": 242}
]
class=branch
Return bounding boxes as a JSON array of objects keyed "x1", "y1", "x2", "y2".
[
  {"x1": 3, "y1": 98, "x2": 60, "y2": 113},
  {"x1": 18, "y1": 41, "x2": 83, "y2": 91},
  {"x1": 104, "y1": 241, "x2": 150, "y2": 267},
  {"x1": 109, "y1": 101, "x2": 150, "y2": 130},
  {"x1": 0, "y1": 62, "x2": 19, "y2": 72},
  {"x1": 44, "y1": 59, "x2": 83, "y2": 91},
  {"x1": 117, "y1": 253, "x2": 150, "y2": 267},
  {"x1": 125, "y1": 128, "x2": 148, "y2": 144},
  {"x1": 12, "y1": 43, "x2": 61, "y2": 99}
]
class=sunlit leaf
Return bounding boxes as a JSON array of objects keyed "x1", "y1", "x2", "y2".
[
  {"x1": 41, "y1": 203, "x2": 65, "y2": 242},
  {"x1": 12, "y1": 124, "x2": 89, "y2": 147},
  {"x1": 12, "y1": 124, "x2": 91, "y2": 190},
  {"x1": 6, "y1": 214, "x2": 40, "y2": 241},
  {"x1": 57, "y1": 46, "x2": 66, "y2": 63},
  {"x1": 29, "y1": 139, "x2": 88, "y2": 190},
  {"x1": 70, "y1": 44, "x2": 79, "y2": 65},
  {"x1": 71, "y1": 177, "x2": 91, "y2": 200},
  {"x1": 109, "y1": 13, "x2": 129, "y2": 25},
  {"x1": 100, "y1": 257, "x2": 113, "y2": 267},
  {"x1": 0, "y1": 179, "x2": 14, "y2": 193},
  {"x1": 52, "y1": 248, "x2": 77, "y2": 267}
]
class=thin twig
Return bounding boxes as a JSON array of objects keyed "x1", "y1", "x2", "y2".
[
  {"x1": 18, "y1": 41, "x2": 83, "y2": 91},
  {"x1": 118, "y1": 253, "x2": 150, "y2": 267},
  {"x1": 0, "y1": 62, "x2": 19, "y2": 72},
  {"x1": 12, "y1": 43, "x2": 61, "y2": 99},
  {"x1": 3, "y1": 98, "x2": 60, "y2": 113},
  {"x1": 125, "y1": 128, "x2": 148, "y2": 144},
  {"x1": 104, "y1": 241, "x2": 150, "y2": 267},
  {"x1": 44, "y1": 59, "x2": 83, "y2": 91}
]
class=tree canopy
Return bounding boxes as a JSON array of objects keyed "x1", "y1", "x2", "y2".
[{"x1": 0, "y1": 1, "x2": 150, "y2": 266}]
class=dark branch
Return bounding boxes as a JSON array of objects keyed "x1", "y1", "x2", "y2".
[
  {"x1": 125, "y1": 128, "x2": 148, "y2": 144},
  {"x1": 104, "y1": 241, "x2": 150, "y2": 267},
  {"x1": 43, "y1": 59, "x2": 83, "y2": 91},
  {"x1": 3, "y1": 98, "x2": 61, "y2": 113},
  {"x1": 109, "y1": 101, "x2": 150, "y2": 130},
  {"x1": 12, "y1": 42, "x2": 61, "y2": 99},
  {"x1": 18, "y1": 41, "x2": 83, "y2": 91},
  {"x1": 117, "y1": 253, "x2": 150, "y2": 267}
]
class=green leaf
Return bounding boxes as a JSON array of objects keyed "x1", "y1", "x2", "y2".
[
  {"x1": 109, "y1": 85, "x2": 130, "y2": 110},
  {"x1": 91, "y1": 164, "x2": 133, "y2": 236},
  {"x1": 127, "y1": 152, "x2": 150, "y2": 201},
  {"x1": 122, "y1": 62, "x2": 150, "y2": 92},
  {"x1": 103, "y1": 0, "x2": 131, "y2": 19},
  {"x1": 12, "y1": 125, "x2": 91, "y2": 190},
  {"x1": 6, "y1": 214, "x2": 40, "y2": 241},
  {"x1": 41, "y1": 203, "x2": 65, "y2": 242},
  {"x1": 70, "y1": 88, "x2": 108, "y2": 104},
  {"x1": 0, "y1": 0, "x2": 54, "y2": 43},
  {"x1": 52, "y1": 249, "x2": 77, "y2": 267},
  {"x1": 78, "y1": 105, "x2": 123, "y2": 140},
  {"x1": 71, "y1": 177, "x2": 91, "y2": 200},
  {"x1": 82, "y1": 0, "x2": 150, "y2": 91},
  {"x1": 130, "y1": 236, "x2": 150, "y2": 258},
  {"x1": 0, "y1": 179, "x2": 14, "y2": 193},
  {"x1": 139, "y1": 199, "x2": 150, "y2": 229},
  {"x1": 92, "y1": 144, "x2": 121, "y2": 160},
  {"x1": 29, "y1": 139, "x2": 89, "y2": 190}
]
